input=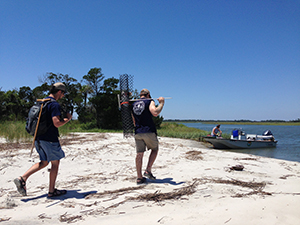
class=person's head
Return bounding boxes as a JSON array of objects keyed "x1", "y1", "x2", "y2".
[
  {"x1": 140, "y1": 88, "x2": 151, "y2": 98},
  {"x1": 50, "y1": 82, "x2": 66, "y2": 99},
  {"x1": 217, "y1": 124, "x2": 220, "y2": 128}
]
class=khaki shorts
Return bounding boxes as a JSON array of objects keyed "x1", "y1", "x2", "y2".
[{"x1": 135, "y1": 133, "x2": 158, "y2": 153}]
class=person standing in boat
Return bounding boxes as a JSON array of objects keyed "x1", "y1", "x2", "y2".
[{"x1": 211, "y1": 124, "x2": 222, "y2": 137}]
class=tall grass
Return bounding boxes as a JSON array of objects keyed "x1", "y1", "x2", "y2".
[
  {"x1": 0, "y1": 121, "x2": 32, "y2": 143},
  {"x1": 0, "y1": 121, "x2": 224, "y2": 143},
  {"x1": 158, "y1": 122, "x2": 210, "y2": 140},
  {"x1": 0, "y1": 120, "x2": 122, "y2": 143}
]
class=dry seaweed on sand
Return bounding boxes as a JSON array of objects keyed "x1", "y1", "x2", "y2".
[
  {"x1": 185, "y1": 150, "x2": 203, "y2": 160},
  {"x1": 129, "y1": 181, "x2": 198, "y2": 202},
  {"x1": 195, "y1": 177, "x2": 267, "y2": 190},
  {"x1": 194, "y1": 177, "x2": 272, "y2": 197},
  {"x1": 0, "y1": 142, "x2": 31, "y2": 151},
  {"x1": 59, "y1": 212, "x2": 83, "y2": 223},
  {"x1": 0, "y1": 217, "x2": 11, "y2": 222}
]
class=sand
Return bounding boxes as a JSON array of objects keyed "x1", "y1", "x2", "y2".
[{"x1": 1, "y1": 133, "x2": 300, "y2": 225}]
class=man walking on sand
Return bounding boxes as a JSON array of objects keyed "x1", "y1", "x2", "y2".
[
  {"x1": 14, "y1": 82, "x2": 72, "y2": 198},
  {"x1": 131, "y1": 89, "x2": 165, "y2": 184}
]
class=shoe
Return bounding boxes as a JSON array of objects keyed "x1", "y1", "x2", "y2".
[
  {"x1": 14, "y1": 176, "x2": 27, "y2": 196},
  {"x1": 137, "y1": 177, "x2": 147, "y2": 185},
  {"x1": 47, "y1": 189, "x2": 67, "y2": 198},
  {"x1": 144, "y1": 171, "x2": 156, "y2": 180}
]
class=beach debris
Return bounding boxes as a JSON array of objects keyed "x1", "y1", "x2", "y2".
[
  {"x1": 38, "y1": 213, "x2": 51, "y2": 220},
  {"x1": 185, "y1": 150, "x2": 203, "y2": 160},
  {"x1": 59, "y1": 212, "x2": 83, "y2": 223},
  {"x1": 194, "y1": 177, "x2": 272, "y2": 197},
  {"x1": 234, "y1": 157, "x2": 258, "y2": 161},
  {"x1": 0, "y1": 217, "x2": 11, "y2": 222},
  {"x1": 230, "y1": 165, "x2": 244, "y2": 171},
  {"x1": 129, "y1": 181, "x2": 198, "y2": 202}
]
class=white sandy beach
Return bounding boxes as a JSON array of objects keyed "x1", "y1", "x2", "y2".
[{"x1": 1, "y1": 133, "x2": 300, "y2": 225}]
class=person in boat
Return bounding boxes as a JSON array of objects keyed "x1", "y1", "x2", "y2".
[{"x1": 211, "y1": 124, "x2": 222, "y2": 137}]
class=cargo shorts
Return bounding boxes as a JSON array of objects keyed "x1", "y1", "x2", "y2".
[{"x1": 134, "y1": 133, "x2": 159, "y2": 153}]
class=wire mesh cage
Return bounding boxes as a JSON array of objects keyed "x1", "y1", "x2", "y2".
[{"x1": 119, "y1": 74, "x2": 134, "y2": 137}]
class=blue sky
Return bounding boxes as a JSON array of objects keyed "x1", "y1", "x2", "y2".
[{"x1": 1, "y1": 0, "x2": 299, "y2": 120}]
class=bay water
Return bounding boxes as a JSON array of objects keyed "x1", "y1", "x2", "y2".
[{"x1": 180, "y1": 123, "x2": 300, "y2": 163}]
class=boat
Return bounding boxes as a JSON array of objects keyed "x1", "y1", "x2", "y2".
[{"x1": 203, "y1": 129, "x2": 277, "y2": 149}]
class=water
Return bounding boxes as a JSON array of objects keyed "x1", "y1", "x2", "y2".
[{"x1": 180, "y1": 123, "x2": 300, "y2": 163}]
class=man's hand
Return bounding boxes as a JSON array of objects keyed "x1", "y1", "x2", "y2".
[{"x1": 66, "y1": 113, "x2": 72, "y2": 121}]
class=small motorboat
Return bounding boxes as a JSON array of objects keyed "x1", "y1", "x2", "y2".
[{"x1": 203, "y1": 129, "x2": 277, "y2": 149}]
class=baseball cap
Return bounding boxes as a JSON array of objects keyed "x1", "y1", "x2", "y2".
[{"x1": 53, "y1": 82, "x2": 67, "y2": 93}]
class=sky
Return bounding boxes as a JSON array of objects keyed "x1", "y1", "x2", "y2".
[{"x1": 0, "y1": 0, "x2": 299, "y2": 121}]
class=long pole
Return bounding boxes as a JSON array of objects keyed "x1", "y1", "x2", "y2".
[{"x1": 129, "y1": 97, "x2": 172, "y2": 102}]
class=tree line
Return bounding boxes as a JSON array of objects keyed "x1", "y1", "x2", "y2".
[{"x1": 0, "y1": 68, "x2": 163, "y2": 130}]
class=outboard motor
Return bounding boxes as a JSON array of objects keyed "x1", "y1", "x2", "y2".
[{"x1": 263, "y1": 130, "x2": 273, "y2": 136}]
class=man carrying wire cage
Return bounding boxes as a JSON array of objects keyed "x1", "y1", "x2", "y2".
[{"x1": 131, "y1": 89, "x2": 165, "y2": 184}]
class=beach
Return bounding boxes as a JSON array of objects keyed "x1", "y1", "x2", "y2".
[{"x1": 1, "y1": 133, "x2": 300, "y2": 225}]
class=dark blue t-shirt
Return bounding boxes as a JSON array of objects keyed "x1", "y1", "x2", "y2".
[
  {"x1": 132, "y1": 99, "x2": 157, "y2": 134},
  {"x1": 37, "y1": 97, "x2": 61, "y2": 142}
]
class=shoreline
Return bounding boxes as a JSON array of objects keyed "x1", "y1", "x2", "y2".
[{"x1": 1, "y1": 133, "x2": 300, "y2": 224}]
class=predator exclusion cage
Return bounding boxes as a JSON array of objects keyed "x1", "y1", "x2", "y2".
[{"x1": 119, "y1": 74, "x2": 134, "y2": 137}]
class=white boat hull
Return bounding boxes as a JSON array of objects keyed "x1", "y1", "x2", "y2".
[{"x1": 203, "y1": 137, "x2": 277, "y2": 149}]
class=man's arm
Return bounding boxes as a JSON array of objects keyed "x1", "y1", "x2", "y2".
[
  {"x1": 149, "y1": 97, "x2": 165, "y2": 117},
  {"x1": 52, "y1": 113, "x2": 72, "y2": 128}
]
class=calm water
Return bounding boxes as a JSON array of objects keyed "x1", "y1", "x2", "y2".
[{"x1": 181, "y1": 123, "x2": 300, "y2": 163}]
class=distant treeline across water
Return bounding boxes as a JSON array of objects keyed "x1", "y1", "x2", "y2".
[{"x1": 164, "y1": 119, "x2": 300, "y2": 126}]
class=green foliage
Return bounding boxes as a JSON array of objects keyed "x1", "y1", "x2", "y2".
[
  {"x1": 157, "y1": 122, "x2": 210, "y2": 140},
  {"x1": 0, "y1": 121, "x2": 31, "y2": 142},
  {"x1": 90, "y1": 77, "x2": 122, "y2": 129},
  {"x1": 153, "y1": 115, "x2": 164, "y2": 129},
  {"x1": 82, "y1": 67, "x2": 104, "y2": 96}
]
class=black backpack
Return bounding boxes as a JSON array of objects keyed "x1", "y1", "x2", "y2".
[{"x1": 25, "y1": 98, "x2": 56, "y2": 137}]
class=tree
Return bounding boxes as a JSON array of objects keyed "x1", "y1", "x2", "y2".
[
  {"x1": 5, "y1": 90, "x2": 22, "y2": 121},
  {"x1": 39, "y1": 72, "x2": 81, "y2": 118},
  {"x1": 0, "y1": 89, "x2": 7, "y2": 121},
  {"x1": 18, "y1": 86, "x2": 34, "y2": 120},
  {"x1": 82, "y1": 68, "x2": 104, "y2": 96},
  {"x1": 80, "y1": 85, "x2": 94, "y2": 108},
  {"x1": 90, "y1": 77, "x2": 122, "y2": 129}
]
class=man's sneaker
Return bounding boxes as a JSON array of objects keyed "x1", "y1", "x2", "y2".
[
  {"x1": 137, "y1": 177, "x2": 147, "y2": 185},
  {"x1": 144, "y1": 171, "x2": 156, "y2": 180}
]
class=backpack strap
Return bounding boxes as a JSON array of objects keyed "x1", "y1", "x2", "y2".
[{"x1": 29, "y1": 98, "x2": 56, "y2": 157}]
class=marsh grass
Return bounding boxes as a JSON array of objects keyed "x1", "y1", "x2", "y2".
[
  {"x1": 0, "y1": 121, "x2": 217, "y2": 143},
  {"x1": 0, "y1": 120, "x2": 123, "y2": 143},
  {"x1": 0, "y1": 121, "x2": 32, "y2": 143},
  {"x1": 158, "y1": 122, "x2": 209, "y2": 140}
]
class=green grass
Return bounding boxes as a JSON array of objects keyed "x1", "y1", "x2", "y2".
[
  {"x1": 157, "y1": 122, "x2": 210, "y2": 140},
  {"x1": 0, "y1": 120, "x2": 122, "y2": 143},
  {"x1": 0, "y1": 121, "x2": 229, "y2": 143},
  {"x1": 0, "y1": 121, "x2": 32, "y2": 143}
]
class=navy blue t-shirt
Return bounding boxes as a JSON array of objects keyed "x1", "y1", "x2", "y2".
[
  {"x1": 132, "y1": 99, "x2": 157, "y2": 134},
  {"x1": 37, "y1": 97, "x2": 61, "y2": 142}
]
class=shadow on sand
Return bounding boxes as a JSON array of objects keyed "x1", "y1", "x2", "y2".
[
  {"x1": 21, "y1": 189, "x2": 97, "y2": 205},
  {"x1": 146, "y1": 177, "x2": 185, "y2": 185}
]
